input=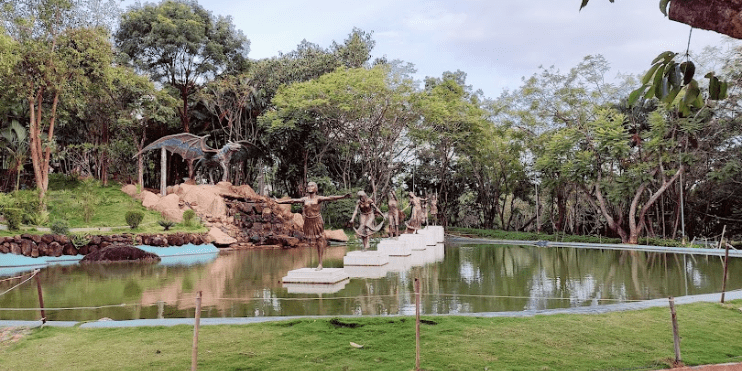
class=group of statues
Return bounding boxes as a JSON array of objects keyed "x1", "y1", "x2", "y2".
[{"x1": 275, "y1": 182, "x2": 438, "y2": 270}]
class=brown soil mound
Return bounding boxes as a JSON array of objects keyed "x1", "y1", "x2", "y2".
[{"x1": 80, "y1": 244, "x2": 160, "y2": 264}]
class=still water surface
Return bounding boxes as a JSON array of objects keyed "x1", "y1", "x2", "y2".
[{"x1": 1, "y1": 242, "x2": 739, "y2": 321}]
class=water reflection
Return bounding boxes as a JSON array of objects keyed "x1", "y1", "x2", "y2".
[{"x1": 0, "y1": 243, "x2": 739, "y2": 321}]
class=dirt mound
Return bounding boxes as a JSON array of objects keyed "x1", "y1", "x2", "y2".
[{"x1": 80, "y1": 244, "x2": 160, "y2": 264}]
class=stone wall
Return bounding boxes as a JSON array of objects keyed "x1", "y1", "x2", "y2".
[{"x1": 0, "y1": 232, "x2": 210, "y2": 258}]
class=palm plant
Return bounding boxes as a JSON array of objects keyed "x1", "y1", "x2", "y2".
[{"x1": 0, "y1": 120, "x2": 29, "y2": 191}]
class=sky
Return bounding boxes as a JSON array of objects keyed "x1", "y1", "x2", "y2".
[{"x1": 122, "y1": 0, "x2": 734, "y2": 100}]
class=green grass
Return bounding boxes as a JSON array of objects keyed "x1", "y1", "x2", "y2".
[
  {"x1": 0, "y1": 178, "x2": 206, "y2": 237},
  {"x1": 2, "y1": 300, "x2": 742, "y2": 370}
]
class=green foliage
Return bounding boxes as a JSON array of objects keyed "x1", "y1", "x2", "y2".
[
  {"x1": 50, "y1": 219, "x2": 69, "y2": 235},
  {"x1": 124, "y1": 210, "x2": 144, "y2": 229},
  {"x1": 77, "y1": 178, "x2": 100, "y2": 223},
  {"x1": 629, "y1": 51, "x2": 728, "y2": 116},
  {"x1": 182, "y1": 209, "x2": 196, "y2": 227},
  {"x1": 157, "y1": 219, "x2": 175, "y2": 231},
  {"x1": 4, "y1": 207, "x2": 22, "y2": 231},
  {"x1": 70, "y1": 233, "x2": 90, "y2": 248}
]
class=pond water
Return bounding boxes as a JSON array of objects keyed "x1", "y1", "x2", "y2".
[{"x1": 1, "y1": 241, "x2": 740, "y2": 321}]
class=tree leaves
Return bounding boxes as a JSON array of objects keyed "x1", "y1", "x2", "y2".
[{"x1": 628, "y1": 51, "x2": 728, "y2": 111}]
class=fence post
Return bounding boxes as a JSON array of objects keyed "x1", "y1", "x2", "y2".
[
  {"x1": 668, "y1": 297, "x2": 682, "y2": 366},
  {"x1": 192, "y1": 291, "x2": 202, "y2": 371},
  {"x1": 721, "y1": 242, "x2": 730, "y2": 303},
  {"x1": 415, "y1": 277, "x2": 421, "y2": 371},
  {"x1": 33, "y1": 271, "x2": 46, "y2": 324}
]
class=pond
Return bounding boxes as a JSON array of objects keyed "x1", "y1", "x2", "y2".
[{"x1": 1, "y1": 241, "x2": 739, "y2": 321}]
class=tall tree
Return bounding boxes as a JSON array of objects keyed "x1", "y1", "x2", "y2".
[
  {"x1": 411, "y1": 71, "x2": 491, "y2": 227},
  {"x1": 263, "y1": 65, "x2": 417, "y2": 197},
  {"x1": 3, "y1": 0, "x2": 114, "y2": 199},
  {"x1": 115, "y1": 0, "x2": 249, "y2": 133}
]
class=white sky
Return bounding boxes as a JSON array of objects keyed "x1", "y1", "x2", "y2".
[{"x1": 122, "y1": 0, "x2": 733, "y2": 99}]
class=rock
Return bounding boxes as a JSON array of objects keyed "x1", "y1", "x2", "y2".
[
  {"x1": 207, "y1": 227, "x2": 237, "y2": 246},
  {"x1": 121, "y1": 184, "x2": 139, "y2": 197},
  {"x1": 181, "y1": 185, "x2": 227, "y2": 217},
  {"x1": 169, "y1": 235, "x2": 184, "y2": 246},
  {"x1": 50, "y1": 242, "x2": 63, "y2": 257},
  {"x1": 63, "y1": 243, "x2": 78, "y2": 256},
  {"x1": 40, "y1": 234, "x2": 54, "y2": 244},
  {"x1": 324, "y1": 229, "x2": 349, "y2": 242},
  {"x1": 20, "y1": 240, "x2": 34, "y2": 256},
  {"x1": 80, "y1": 244, "x2": 160, "y2": 264},
  {"x1": 10, "y1": 243, "x2": 21, "y2": 255},
  {"x1": 141, "y1": 191, "x2": 160, "y2": 208},
  {"x1": 153, "y1": 193, "x2": 183, "y2": 222}
]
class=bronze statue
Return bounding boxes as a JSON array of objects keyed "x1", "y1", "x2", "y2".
[
  {"x1": 276, "y1": 181, "x2": 350, "y2": 270},
  {"x1": 350, "y1": 191, "x2": 385, "y2": 251},
  {"x1": 134, "y1": 133, "x2": 257, "y2": 183},
  {"x1": 387, "y1": 191, "x2": 400, "y2": 237},
  {"x1": 404, "y1": 191, "x2": 427, "y2": 234},
  {"x1": 429, "y1": 193, "x2": 438, "y2": 225}
]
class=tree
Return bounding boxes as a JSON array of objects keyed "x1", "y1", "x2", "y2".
[
  {"x1": 115, "y1": 0, "x2": 249, "y2": 133},
  {"x1": 411, "y1": 71, "x2": 491, "y2": 227},
  {"x1": 3, "y1": 0, "x2": 115, "y2": 200},
  {"x1": 262, "y1": 65, "x2": 417, "y2": 197}
]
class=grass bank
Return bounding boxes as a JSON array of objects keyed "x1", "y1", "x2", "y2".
[
  {"x1": 447, "y1": 227, "x2": 705, "y2": 248},
  {"x1": 2, "y1": 301, "x2": 742, "y2": 371},
  {"x1": 0, "y1": 176, "x2": 206, "y2": 237}
]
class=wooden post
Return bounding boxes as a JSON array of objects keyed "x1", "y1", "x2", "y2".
[
  {"x1": 415, "y1": 277, "x2": 421, "y2": 371},
  {"x1": 192, "y1": 291, "x2": 202, "y2": 371},
  {"x1": 718, "y1": 225, "x2": 726, "y2": 249},
  {"x1": 160, "y1": 147, "x2": 167, "y2": 196},
  {"x1": 668, "y1": 297, "x2": 682, "y2": 366},
  {"x1": 721, "y1": 242, "x2": 731, "y2": 303},
  {"x1": 33, "y1": 271, "x2": 45, "y2": 324}
]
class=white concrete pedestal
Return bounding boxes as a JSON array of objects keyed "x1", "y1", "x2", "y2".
[
  {"x1": 343, "y1": 250, "x2": 390, "y2": 266},
  {"x1": 283, "y1": 280, "x2": 349, "y2": 294},
  {"x1": 377, "y1": 238, "x2": 412, "y2": 256},
  {"x1": 281, "y1": 267, "x2": 349, "y2": 284}
]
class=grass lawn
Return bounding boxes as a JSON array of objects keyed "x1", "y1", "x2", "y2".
[
  {"x1": 0, "y1": 177, "x2": 206, "y2": 237},
  {"x1": 2, "y1": 300, "x2": 742, "y2": 371}
]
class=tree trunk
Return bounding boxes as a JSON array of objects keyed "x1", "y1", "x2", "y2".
[{"x1": 669, "y1": 0, "x2": 742, "y2": 39}]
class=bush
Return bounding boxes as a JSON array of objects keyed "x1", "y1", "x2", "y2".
[
  {"x1": 77, "y1": 178, "x2": 100, "y2": 223},
  {"x1": 182, "y1": 209, "x2": 196, "y2": 227},
  {"x1": 4, "y1": 207, "x2": 23, "y2": 231},
  {"x1": 70, "y1": 233, "x2": 90, "y2": 248},
  {"x1": 158, "y1": 219, "x2": 175, "y2": 231},
  {"x1": 50, "y1": 220, "x2": 70, "y2": 235},
  {"x1": 125, "y1": 210, "x2": 144, "y2": 229}
]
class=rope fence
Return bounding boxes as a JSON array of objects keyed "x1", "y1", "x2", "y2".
[
  {"x1": 0, "y1": 270, "x2": 38, "y2": 297},
  {"x1": 3, "y1": 288, "x2": 742, "y2": 313}
]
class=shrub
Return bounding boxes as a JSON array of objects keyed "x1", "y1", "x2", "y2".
[
  {"x1": 125, "y1": 210, "x2": 144, "y2": 229},
  {"x1": 50, "y1": 220, "x2": 70, "y2": 235},
  {"x1": 77, "y1": 178, "x2": 100, "y2": 223},
  {"x1": 70, "y1": 233, "x2": 90, "y2": 248},
  {"x1": 4, "y1": 207, "x2": 23, "y2": 231},
  {"x1": 182, "y1": 209, "x2": 196, "y2": 227},
  {"x1": 158, "y1": 219, "x2": 175, "y2": 231}
]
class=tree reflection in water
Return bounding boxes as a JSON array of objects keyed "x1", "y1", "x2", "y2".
[{"x1": 0, "y1": 244, "x2": 739, "y2": 321}]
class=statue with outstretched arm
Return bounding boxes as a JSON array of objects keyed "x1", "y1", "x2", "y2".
[
  {"x1": 350, "y1": 191, "x2": 385, "y2": 251},
  {"x1": 387, "y1": 191, "x2": 400, "y2": 237},
  {"x1": 276, "y1": 181, "x2": 350, "y2": 270}
]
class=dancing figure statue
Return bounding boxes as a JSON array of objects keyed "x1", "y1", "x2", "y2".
[
  {"x1": 350, "y1": 191, "x2": 385, "y2": 251},
  {"x1": 276, "y1": 182, "x2": 350, "y2": 270},
  {"x1": 387, "y1": 191, "x2": 400, "y2": 237},
  {"x1": 429, "y1": 193, "x2": 438, "y2": 225},
  {"x1": 404, "y1": 191, "x2": 427, "y2": 234}
]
